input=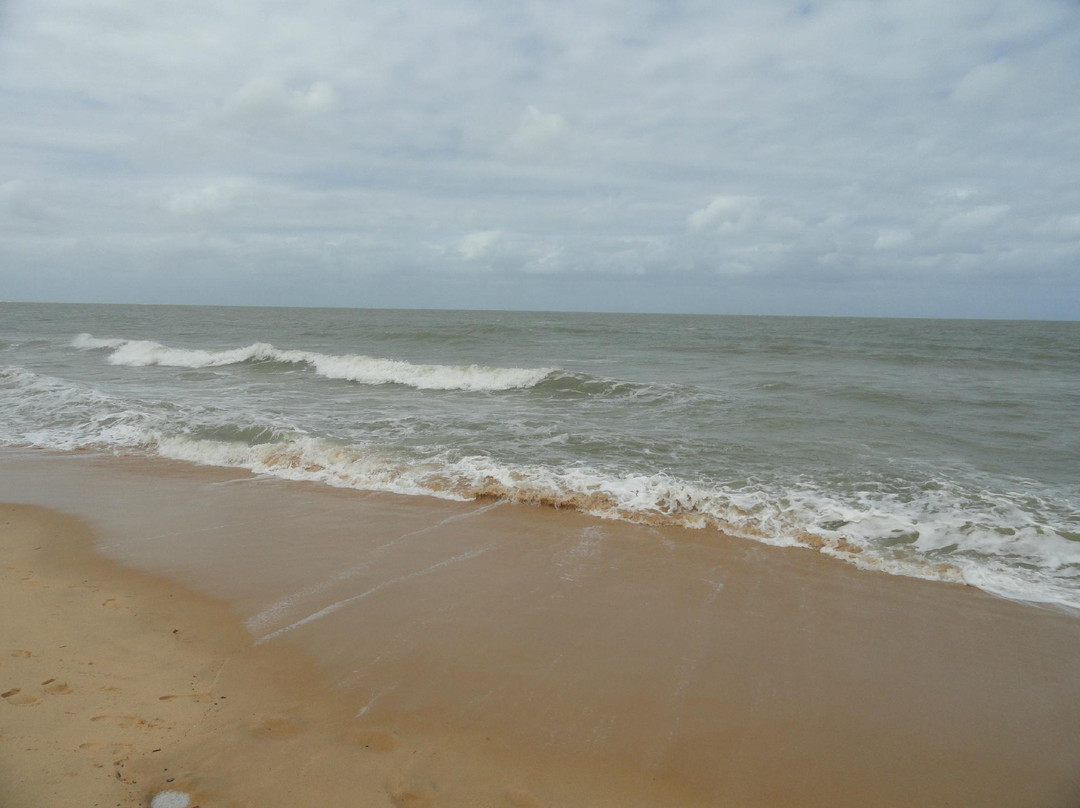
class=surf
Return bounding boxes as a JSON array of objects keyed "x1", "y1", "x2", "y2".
[{"x1": 72, "y1": 334, "x2": 556, "y2": 392}]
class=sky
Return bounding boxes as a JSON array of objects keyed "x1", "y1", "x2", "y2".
[{"x1": 1, "y1": 0, "x2": 1079, "y2": 319}]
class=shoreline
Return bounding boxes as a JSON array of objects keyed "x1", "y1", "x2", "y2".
[{"x1": 3, "y1": 448, "x2": 1080, "y2": 807}]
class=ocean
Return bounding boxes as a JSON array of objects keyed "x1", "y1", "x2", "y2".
[{"x1": 1, "y1": 301, "x2": 1077, "y2": 609}]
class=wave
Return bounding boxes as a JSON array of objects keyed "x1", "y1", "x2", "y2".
[
  {"x1": 533, "y1": 372, "x2": 715, "y2": 406},
  {"x1": 0, "y1": 366, "x2": 299, "y2": 452},
  {"x1": 0, "y1": 366, "x2": 164, "y2": 450},
  {"x1": 70, "y1": 333, "x2": 717, "y2": 405},
  {"x1": 6, "y1": 363, "x2": 1078, "y2": 611},
  {"x1": 152, "y1": 434, "x2": 1080, "y2": 610},
  {"x1": 72, "y1": 334, "x2": 555, "y2": 392}
]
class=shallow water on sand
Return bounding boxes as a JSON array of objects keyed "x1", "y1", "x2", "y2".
[{"x1": 3, "y1": 448, "x2": 1079, "y2": 808}]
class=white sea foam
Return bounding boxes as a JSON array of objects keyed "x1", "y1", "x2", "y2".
[
  {"x1": 152, "y1": 434, "x2": 1080, "y2": 610},
  {"x1": 72, "y1": 333, "x2": 554, "y2": 391},
  {"x1": 0, "y1": 367, "x2": 159, "y2": 450},
  {"x1": 0, "y1": 366, "x2": 297, "y2": 453},
  {"x1": 6, "y1": 361, "x2": 1078, "y2": 611}
]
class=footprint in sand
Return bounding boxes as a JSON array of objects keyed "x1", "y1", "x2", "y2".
[
  {"x1": 90, "y1": 714, "x2": 167, "y2": 730},
  {"x1": 339, "y1": 727, "x2": 404, "y2": 752},
  {"x1": 10, "y1": 650, "x2": 36, "y2": 659},
  {"x1": 42, "y1": 678, "x2": 72, "y2": 695},
  {"x1": 159, "y1": 693, "x2": 212, "y2": 703},
  {"x1": 389, "y1": 784, "x2": 436, "y2": 808},
  {"x1": 1, "y1": 687, "x2": 40, "y2": 707},
  {"x1": 243, "y1": 715, "x2": 305, "y2": 740}
]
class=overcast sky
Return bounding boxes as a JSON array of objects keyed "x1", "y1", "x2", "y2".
[{"x1": 2, "y1": 0, "x2": 1079, "y2": 318}]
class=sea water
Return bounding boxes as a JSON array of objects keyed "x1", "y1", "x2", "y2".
[{"x1": 1, "y1": 302, "x2": 1077, "y2": 608}]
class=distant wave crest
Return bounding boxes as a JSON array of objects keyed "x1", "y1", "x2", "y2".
[{"x1": 72, "y1": 333, "x2": 555, "y2": 392}]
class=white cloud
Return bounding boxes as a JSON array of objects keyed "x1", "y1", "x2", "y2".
[
  {"x1": 688, "y1": 196, "x2": 759, "y2": 234},
  {"x1": 0, "y1": 0, "x2": 1078, "y2": 317},
  {"x1": 1035, "y1": 214, "x2": 1080, "y2": 241},
  {"x1": 457, "y1": 229, "x2": 500, "y2": 260},
  {"x1": 520, "y1": 244, "x2": 565, "y2": 274},
  {"x1": 166, "y1": 180, "x2": 248, "y2": 216},
  {"x1": 941, "y1": 204, "x2": 1010, "y2": 232},
  {"x1": 222, "y1": 78, "x2": 338, "y2": 125},
  {"x1": 499, "y1": 106, "x2": 569, "y2": 160},
  {"x1": 874, "y1": 229, "x2": 914, "y2": 250}
]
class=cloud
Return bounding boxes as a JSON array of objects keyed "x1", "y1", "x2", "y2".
[
  {"x1": 951, "y1": 61, "x2": 1013, "y2": 104},
  {"x1": 498, "y1": 106, "x2": 570, "y2": 160},
  {"x1": 874, "y1": 229, "x2": 914, "y2": 250},
  {"x1": 1053, "y1": 214, "x2": 1080, "y2": 238},
  {"x1": 457, "y1": 229, "x2": 501, "y2": 260},
  {"x1": 222, "y1": 78, "x2": 339, "y2": 125},
  {"x1": 688, "y1": 196, "x2": 759, "y2": 234},
  {"x1": 940, "y1": 204, "x2": 1010, "y2": 233},
  {"x1": 165, "y1": 180, "x2": 248, "y2": 216},
  {"x1": 0, "y1": 180, "x2": 49, "y2": 220},
  {"x1": 1035, "y1": 213, "x2": 1080, "y2": 241},
  {"x1": 687, "y1": 197, "x2": 805, "y2": 250},
  {"x1": 0, "y1": 0, "x2": 1078, "y2": 317}
]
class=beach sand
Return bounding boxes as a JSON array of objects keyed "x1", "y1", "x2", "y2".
[
  {"x1": 2, "y1": 448, "x2": 1080, "y2": 807},
  {"x1": 1, "y1": 502, "x2": 424, "y2": 808}
]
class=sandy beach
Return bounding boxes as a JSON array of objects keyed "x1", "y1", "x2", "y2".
[
  {"x1": 1, "y1": 502, "x2": 432, "y2": 808},
  {"x1": 3, "y1": 448, "x2": 1080, "y2": 807}
]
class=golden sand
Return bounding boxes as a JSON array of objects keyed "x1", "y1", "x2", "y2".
[{"x1": 2, "y1": 450, "x2": 1080, "y2": 807}]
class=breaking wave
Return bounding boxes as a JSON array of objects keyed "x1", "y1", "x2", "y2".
[
  {"x1": 0, "y1": 366, "x2": 164, "y2": 450},
  {"x1": 152, "y1": 435, "x2": 1080, "y2": 609},
  {"x1": 72, "y1": 334, "x2": 555, "y2": 392},
  {"x1": 5, "y1": 361, "x2": 1079, "y2": 611}
]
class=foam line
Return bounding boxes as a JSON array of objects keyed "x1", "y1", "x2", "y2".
[{"x1": 73, "y1": 333, "x2": 553, "y2": 391}]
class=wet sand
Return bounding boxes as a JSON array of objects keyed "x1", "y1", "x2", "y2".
[{"x1": 2, "y1": 447, "x2": 1080, "y2": 807}]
